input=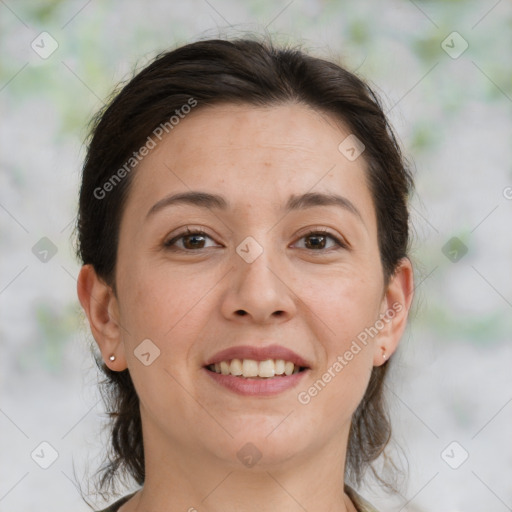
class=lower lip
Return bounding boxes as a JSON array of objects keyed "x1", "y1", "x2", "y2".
[{"x1": 203, "y1": 367, "x2": 309, "y2": 396}]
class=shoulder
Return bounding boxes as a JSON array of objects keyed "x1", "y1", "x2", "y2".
[
  {"x1": 95, "y1": 492, "x2": 137, "y2": 512},
  {"x1": 345, "y1": 485, "x2": 380, "y2": 512},
  {"x1": 96, "y1": 488, "x2": 378, "y2": 512}
]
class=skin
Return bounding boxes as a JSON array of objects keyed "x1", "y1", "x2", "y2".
[{"x1": 78, "y1": 103, "x2": 414, "y2": 512}]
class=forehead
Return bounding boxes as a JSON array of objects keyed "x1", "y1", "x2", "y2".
[
  {"x1": 153, "y1": 102, "x2": 353, "y2": 171},
  {"x1": 125, "y1": 103, "x2": 376, "y2": 228}
]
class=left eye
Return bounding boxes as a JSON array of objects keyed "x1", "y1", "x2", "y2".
[{"x1": 294, "y1": 230, "x2": 345, "y2": 251}]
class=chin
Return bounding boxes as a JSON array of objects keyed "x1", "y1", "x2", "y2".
[{"x1": 206, "y1": 423, "x2": 314, "y2": 470}]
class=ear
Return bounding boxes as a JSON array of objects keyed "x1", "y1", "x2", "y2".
[
  {"x1": 77, "y1": 264, "x2": 128, "y2": 371},
  {"x1": 373, "y1": 257, "x2": 414, "y2": 366}
]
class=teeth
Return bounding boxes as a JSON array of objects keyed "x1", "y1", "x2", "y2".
[
  {"x1": 230, "y1": 358, "x2": 243, "y2": 376},
  {"x1": 242, "y1": 359, "x2": 259, "y2": 377},
  {"x1": 208, "y1": 358, "x2": 304, "y2": 378},
  {"x1": 258, "y1": 359, "x2": 275, "y2": 378},
  {"x1": 220, "y1": 361, "x2": 230, "y2": 375},
  {"x1": 275, "y1": 359, "x2": 285, "y2": 374}
]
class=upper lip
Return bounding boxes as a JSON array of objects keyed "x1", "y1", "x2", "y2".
[{"x1": 204, "y1": 344, "x2": 311, "y2": 368}]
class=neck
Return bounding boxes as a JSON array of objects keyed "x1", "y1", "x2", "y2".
[{"x1": 126, "y1": 419, "x2": 356, "y2": 512}]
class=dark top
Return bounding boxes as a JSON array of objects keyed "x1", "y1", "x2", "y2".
[{"x1": 96, "y1": 486, "x2": 378, "y2": 511}]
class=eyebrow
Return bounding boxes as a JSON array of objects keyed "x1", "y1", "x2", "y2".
[{"x1": 146, "y1": 190, "x2": 364, "y2": 223}]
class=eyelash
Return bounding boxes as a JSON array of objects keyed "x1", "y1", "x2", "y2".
[{"x1": 163, "y1": 227, "x2": 348, "y2": 252}]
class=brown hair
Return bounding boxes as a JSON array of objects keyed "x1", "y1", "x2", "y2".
[{"x1": 75, "y1": 35, "x2": 413, "y2": 497}]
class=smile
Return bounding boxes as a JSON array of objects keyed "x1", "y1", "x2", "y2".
[{"x1": 206, "y1": 358, "x2": 307, "y2": 378}]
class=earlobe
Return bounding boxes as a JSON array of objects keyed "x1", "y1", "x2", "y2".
[
  {"x1": 77, "y1": 264, "x2": 128, "y2": 371},
  {"x1": 373, "y1": 257, "x2": 414, "y2": 366}
]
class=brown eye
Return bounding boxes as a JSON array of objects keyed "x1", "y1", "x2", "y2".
[
  {"x1": 164, "y1": 230, "x2": 219, "y2": 251},
  {"x1": 294, "y1": 230, "x2": 346, "y2": 251}
]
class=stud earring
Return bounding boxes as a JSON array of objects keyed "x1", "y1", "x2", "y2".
[
  {"x1": 109, "y1": 354, "x2": 116, "y2": 361},
  {"x1": 382, "y1": 351, "x2": 387, "y2": 361}
]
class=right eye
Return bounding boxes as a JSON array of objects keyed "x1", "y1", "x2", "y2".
[{"x1": 164, "y1": 228, "x2": 221, "y2": 251}]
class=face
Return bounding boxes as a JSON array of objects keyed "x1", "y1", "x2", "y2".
[{"x1": 92, "y1": 103, "x2": 408, "y2": 471}]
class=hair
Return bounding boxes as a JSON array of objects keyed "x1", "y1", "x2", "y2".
[{"x1": 75, "y1": 35, "x2": 414, "y2": 498}]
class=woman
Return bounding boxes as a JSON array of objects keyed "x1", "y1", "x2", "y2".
[{"x1": 76, "y1": 36, "x2": 415, "y2": 512}]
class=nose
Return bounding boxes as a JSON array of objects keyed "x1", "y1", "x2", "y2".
[{"x1": 220, "y1": 242, "x2": 297, "y2": 324}]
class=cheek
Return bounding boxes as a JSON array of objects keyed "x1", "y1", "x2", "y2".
[
  {"x1": 118, "y1": 267, "x2": 211, "y2": 409},
  {"x1": 119, "y1": 263, "x2": 209, "y2": 337},
  {"x1": 295, "y1": 265, "x2": 383, "y2": 338},
  {"x1": 294, "y1": 270, "x2": 380, "y2": 407},
  {"x1": 300, "y1": 336, "x2": 374, "y2": 433}
]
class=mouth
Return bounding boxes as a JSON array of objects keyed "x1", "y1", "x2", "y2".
[
  {"x1": 202, "y1": 344, "x2": 311, "y2": 396},
  {"x1": 205, "y1": 358, "x2": 309, "y2": 379}
]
